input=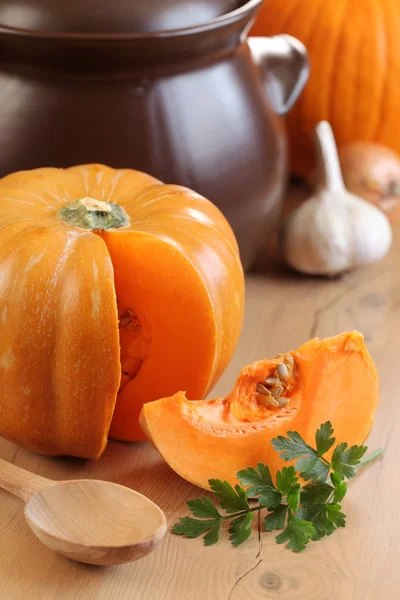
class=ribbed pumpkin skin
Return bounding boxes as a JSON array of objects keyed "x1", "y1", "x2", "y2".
[
  {"x1": 0, "y1": 164, "x2": 244, "y2": 457},
  {"x1": 251, "y1": 0, "x2": 400, "y2": 176}
]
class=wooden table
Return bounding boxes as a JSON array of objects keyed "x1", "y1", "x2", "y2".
[{"x1": 1, "y1": 222, "x2": 399, "y2": 600}]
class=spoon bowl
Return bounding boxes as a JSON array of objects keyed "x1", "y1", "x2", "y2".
[
  {"x1": 25, "y1": 479, "x2": 167, "y2": 565},
  {"x1": 0, "y1": 458, "x2": 167, "y2": 566}
]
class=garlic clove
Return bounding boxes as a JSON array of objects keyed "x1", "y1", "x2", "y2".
[
  {"x1": 281, "y1": 122, "x2": 392, "y2": 276},
  {"x1": 283, "y1": 193, "x2": 352, "y2": 275},
  {"x1": 347, "y1": 192, "x2": 392, "y2": 266}
]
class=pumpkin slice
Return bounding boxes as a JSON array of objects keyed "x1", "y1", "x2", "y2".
[{"x1": 140, "y1": 332, "x2": 379, "y2": 489}]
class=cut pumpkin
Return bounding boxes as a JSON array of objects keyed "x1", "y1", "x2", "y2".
[
  {"x1": 0, "y1": 164, "x2": 244, "y2": 457},
  {"x1": 140, "y1": 332, "x2": 379, "y2": 490}
]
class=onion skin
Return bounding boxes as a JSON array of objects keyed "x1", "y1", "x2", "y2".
[{"x1": 338, "y1": 143, "x2": 400, "y2": 222}]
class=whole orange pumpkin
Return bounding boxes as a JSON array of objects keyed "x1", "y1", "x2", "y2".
[
  {"x1": 251, "y1": 0, "x2": 400, "y2": 176},
  {"x1": 0, "y1": 165, "x2": 244, "y2": 458}
]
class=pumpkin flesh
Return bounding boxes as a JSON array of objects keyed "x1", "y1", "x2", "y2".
[
  {"x1": 103, "y1": 230, "x2": 218, "y2": 441},
  {"x1": 140, "y1": 332, "x2": 379, "y2": 489},
  {"x1": 0, "y1": 165, "x2": 244, "y2": 456}
]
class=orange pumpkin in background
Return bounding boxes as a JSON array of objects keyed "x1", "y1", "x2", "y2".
[
  {"x1": 251, "y1": 0, "x2": 400, "y2": 176},
  {"x1": 0, "y1": 165, "x2": 244, "y2": 458}
]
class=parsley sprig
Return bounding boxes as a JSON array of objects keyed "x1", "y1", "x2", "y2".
[{"x1": 173, "y1": 422, "x2": 383, "y2": 552}]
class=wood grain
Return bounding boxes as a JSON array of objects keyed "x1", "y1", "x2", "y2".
[
  {"x1": 24, "y1": 479, "x2": 167, "y2": 566},
  {"x1": 0, "y1": 197, "x2": 398, "y2": 598},
  {"x1": 0, "y1": 458, "x2": 53, "y2": 501}
]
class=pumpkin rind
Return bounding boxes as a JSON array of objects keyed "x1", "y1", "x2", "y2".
[
  {"x1": 140, "y1": 332, "x2": 379, "y2": 490},
  {"x1": 0, "y1": 220, "x2": 120, "y2": 458},
  {"x1": 251, "y1": 0, "x2": 400, "y2": 176},
  {"x1": 0, "y1": 164, "x2": 244, "y2": 455}
]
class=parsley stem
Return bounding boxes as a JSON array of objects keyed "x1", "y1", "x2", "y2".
[
  {"x1": 356, "y1": 448, "x2": 384, "y2": 469},
  {"x1": 221, "y1": 505, "x2": 262, "y2": 520}
]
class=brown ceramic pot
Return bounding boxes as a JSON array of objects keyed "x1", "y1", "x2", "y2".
[{"x1": 0, "y1": 0, "x2": 309, "y2": 269}]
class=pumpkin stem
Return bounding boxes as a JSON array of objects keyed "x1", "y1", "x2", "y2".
[
  {"x1": 315, "y1": 121, "x2": 346, "y2": 194},
  {"x1": 58, "y1": 197, "x2": 129, "y2": 230}
]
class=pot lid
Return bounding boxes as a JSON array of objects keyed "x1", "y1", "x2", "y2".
[{"x1": 0, "y1": 0, "x2": 242, "y2": 35}]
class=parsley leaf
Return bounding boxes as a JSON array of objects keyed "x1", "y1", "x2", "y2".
[
  {"x1": 315, "y1": 421, "x2": 336, "y2": 456},
  {"x1": 287, "y1": 487, "x2": 300, "y2": 512},
  {"x1": 272, "y1": 430, "x2": 317, "y2": 462},
  {"x1": 203, "y1": 522, "x2": 221, "y2": 546},
  {"x1": 275, "y1": 466, "x2": 300, "y2": 512},
  {"x1": 326, "y1": 504, "x2": 346, "y2": 528},
  {"x1": 330, "y1": 473, "x2": 347, "y2": 503},
  {"x1": 187, "y1": 497, "x2": 221, "y2": 519},
  {"x1": 331, "y1": 443, "x2": 368, "y2": 479},
  {"x1": 333, "y1": 484, "x2": 347, "y2": 503},
  {"x1": 229, "y1": 512, "x2": 254, "y2": 547},
  {"x1": 173, "y1": 499, "x2": 223, "y2": 546},
  {"x1": 264, "y1": 505, "x2": 288, "y2": 531},
  {"x1": 295, "y1": 455, "x2": 319, "y2": 475},
  {"x1": 173, "y1": 517, "x2": 220, "y2": 539},
  {"x1": 237, "y1": 463, "x2": 282, "y2": 508},
  {"x1": 276, "y1": 514, "x2": 315, "y2": 552},
  {"x1": 330, "y1": 472, "x2": 343, "y2": 486},
  {"x1": 301, "y1": 502, "x2": 346, "y2": 540},
  {"x1": 300, "y1": 483, "x2": 334, "y2": 505},
  {"x1": 299, "y1": 459, "x2": 330, "y2": 484},
  {"x1": 209, "y1": 479, "x2": 249, "y2": 513},
  {"x1": 300, "y1": 505, "x2": 334, "y2": 540},
  {"x1": 276, "y1": 466, "x2": 298, "y2": 495},
  {"x1": 272, "y1": 430, "x2": 329, "y2": 483}
]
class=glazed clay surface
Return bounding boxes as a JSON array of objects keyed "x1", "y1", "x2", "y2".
[{"x1": 0, "y1": 0, "x2": 308, "y2": 268}]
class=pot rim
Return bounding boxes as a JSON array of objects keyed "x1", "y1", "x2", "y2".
[{"x1": 0, "y1": 0, "x2": 263, "y2": 40}]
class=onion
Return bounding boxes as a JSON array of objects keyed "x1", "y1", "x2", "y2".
[{"x1": 338, "y1": 142, "x2": 400, "y2": 222}]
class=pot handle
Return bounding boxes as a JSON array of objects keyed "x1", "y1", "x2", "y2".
[{"x1": 248, "y1": 34, "x2": 309, "y2": 116}]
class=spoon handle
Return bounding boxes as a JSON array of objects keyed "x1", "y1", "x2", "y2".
[{"x1": 0, "y1": 458, "x2": 54, "y2": 502}]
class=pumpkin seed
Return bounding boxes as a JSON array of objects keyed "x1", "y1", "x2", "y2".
[
  {"x1": 257, "y1": 395, "x2": 280, "y2": 408},
  {"x1": 270, "y1": 386, "x2": 284, "y2": 398},
  {"x1": 256, "y1": 354, "x2": 296, "y2": 409},
  {"x1": 277, "y1": 397, "x2": 289, "y2": 407},
  {"x1": 284, "y1": 354, "x2": 294, "y2": 367},
  {"x1": 265, "y1": 377, "x2": 280, "y2": 386},
  {"x1": 276, "y1": 363, "x2": 290, "y2": 380},
  {"x1": 256, "y1": 383, "x2": 272, "y2": 396}
]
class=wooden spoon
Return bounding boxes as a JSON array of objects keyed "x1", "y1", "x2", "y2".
[{"x1": 0, "y1": 458, "x2": 167, "y2": 566}]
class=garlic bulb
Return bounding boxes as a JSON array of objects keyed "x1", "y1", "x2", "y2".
[{"x1": 282, "y1": 121, "x2": 392, "y2": 276}]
